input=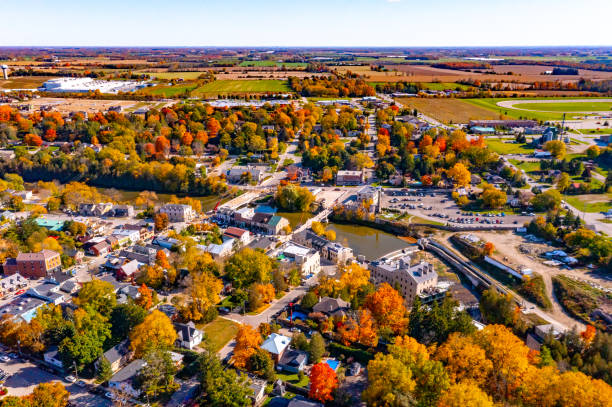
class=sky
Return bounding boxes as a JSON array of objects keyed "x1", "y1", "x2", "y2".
[{"x1": 1, "y1": 0, "x2": 611, "y2": 47}]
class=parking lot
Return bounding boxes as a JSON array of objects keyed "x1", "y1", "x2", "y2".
[
  {"x1": 381, "y1": 189, "x2": 535, "y2": 227},
  {"x1": 0, "y1": 355, "x2": 110, "y2": 406}
]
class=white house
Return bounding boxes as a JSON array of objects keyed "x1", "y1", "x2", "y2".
[
  {"x1": 108, "y1": 359, "x2": 146, "y2": 398},
  {"x1": 273, "y1": 242, "x2": 320, "y2": 276},
  {"x1": 43, "y1": 347, "x2": 63, "y2": 369},
  {"x1": 174, "y1": 322, "x2": 203, "y2": 350}
]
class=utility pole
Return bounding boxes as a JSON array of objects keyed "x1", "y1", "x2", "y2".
[{"x1": 73, "y1": 361, "x2": 79, "y2": 380}]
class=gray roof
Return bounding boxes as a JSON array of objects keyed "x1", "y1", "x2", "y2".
[
  {"x1": 102, "y1": 340, "x2": 129, "y2": 364},
  {"x1": 109, "y1": 359, "x2": 146, "y2": 383},
  {"x1": 175, "y1": 322, "x2": 201, "y2": 342},
  {"x1": 312, "y1": 297, "x2": 350, "y2": 315},
  {"x1": 279, "y1": 349, "x2": 308, "y2": 368}
]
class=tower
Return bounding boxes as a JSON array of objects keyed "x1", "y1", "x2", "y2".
[{"x1": 0, "y1": 65, "x2": 8, "y2": 80}]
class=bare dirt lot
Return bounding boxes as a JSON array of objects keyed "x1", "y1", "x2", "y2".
[{"x1": 9, "y1": 97, "x2": 169, "y2": 115}]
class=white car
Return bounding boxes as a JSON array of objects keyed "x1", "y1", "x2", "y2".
[
  {"x1": 64, "y1": 375, "x2": 77, "y2": 383},
  {"x1": 0, "y1": 356, "x2": 9, "y2": 363}
]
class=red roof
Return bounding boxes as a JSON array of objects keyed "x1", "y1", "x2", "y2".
[{"x1": 224, "y1": 227, "x2": 248, "y2": 239}]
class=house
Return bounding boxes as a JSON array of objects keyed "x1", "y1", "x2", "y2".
[
  {"x1": 312, "y1": 297, "x2": 350, "y2": 318},
  {"x1": 251, "y1": 213, "x2": 290, "y2": 235},
  {"x1": 261, "y1": 333, "x2": 291, "y2": 363},
  {"x1": 0, "y1": 295, "x2": 47, "y2": 322},
  {"x1": 277, "y1": 349, "x2": 308, "y2": 373},
  {"x1": 534, "y1": 324, "x2": 565, "y2": 341},
  {"x1": 224, "y1": 227, "x2": 251, "y2": 246},
  {"x1": 120, "y1": 224, "x2": 154, "y2": 241},
  {"x1": 533, "y1": 149, "x2": 552, "y2": 159},
  {"x1": 336, "y1": 170, "x2": 364, "y2": 186},
  {"x1": 268, "y1": 396, "x2": 323, "y2": 407},
  {"x1": 468, "y1": 120, "x2": 537, "y2": 129},
  {"x1": 470, "y1": 174, "x2": 482, "y2": 185},
  {"x1": 174, "y1": 322, "x2": 203, "y2": 350},
  {"x1": 198, "y1": 238, "x2": 235, "y2": 260},
  {"x1": 112, "y1": 229, "x2": 141, "y2": 246},
  {"x1": 159, "y1": 204, "x2": 195, "y2": 222},
  {"x1": 26, "y1": 282, "x2": 65, "y2": 305},
  {"x1": 60, "y1": 280, "x2": 80, "y2": 295},
  {"x1": 2, "y1": 250, "x2": 62, "y2": 278},
  {"x1": 226, "y1": 166, "x2": 264, "y2": 184},
  {"x1": 370, "y1": 257, "x2": 439, "y2": 306},
  {"x1": 249, "y1": 379, "x2": 267, "y2": 406},
  {"x1": 108, "y1": 359, "x2": 146, "y2": 398},
  {"x1": 97, "y1": 340, "x2": 131, "y2": 373},
  {"x1": 470, "y1": 126, "x2": 496, "y2": 135},
  {"x1": 79, "y1": 202, "x2": 114, "y2": 217},
  {"x1": 65, "y1": 248, "x2": 84, "y2": 264},
  {"x1": 292, "y1": 229, "x2": 353, "y2": 265},
  {"x1": 0, "y1": 273, "x2": 27, "y2": 298},
  {"x1": 112, "y1": 205, "x2": 134, "y2": 218},
  {"x1": 152, "y1": 236, "x2": 182, "y2": 250},
  {"x1": 273, "y1": 242, "x2": 320, "y2": 276},
  {"x1": 43, "y1": 347, "x2": 63, "y2": 369},
  {"x1": 87, "y1": 240, "x2": 110, "y2": 257},
  {"x1": 120, "y1": 245, "x2": 162, "y2": 265},
  {"x1": 116, "y1": 259, "x2": 140, "y2": 281},
  {"x1": 117, "y1": 285, "x2": 141, "y2": 304}
]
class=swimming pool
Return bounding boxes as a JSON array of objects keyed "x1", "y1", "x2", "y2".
[
  {"x1": 289, "y1": 311, "x2": 307, "y2": 321},
  {"x1": 326, "y1": 359, "x2": 340, "y2": 371}
]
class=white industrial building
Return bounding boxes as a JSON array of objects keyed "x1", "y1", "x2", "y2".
[{"x1": 39, "y1": 78, "x2": 149, "y2": 94}]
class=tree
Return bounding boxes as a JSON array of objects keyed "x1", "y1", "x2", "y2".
[
  {"x1": 483, "y1": 242, "x2": 495, "y2": 256},
  {"x1": 59, "y1": 307, "x2": 111, "y2": 370},
  {"x1": 73, "y1": 279, "x2": 116, "y2": 317},
  {"x1": 232, "y1": 324, "x2": 262, "y2": 370},
  {"x1": 363, "y1": 353, "x2": 416, "y2": 406},
  {"x1": 437, "y1": 382, "x2": 494, "y2": 407},
  {"x1": 358, "y1": 309, "x2": 379, "y2": 347},
  {"x1": 339, "y1": 263, "x2": 371, "y2": 300},
  {"x1": 544, "y1": 140, "x2": 566, "y2": 159},
  {"x1": 154, "y1": 212, "x2": 169, "y2": 231},
  {"x1": 364, "y1": 283, "x2": 408, "y2": 335},
  {"x1": 301, "y1": 291, "x2": 318, "y2": 310},
  {"x1": 139, "y1": 348, "x2": 179, "y2": 399},
  {"x1": 434, "y1": 333, "x2": 492, "y2": 386},
  {"x1": 479, "y1": 288, "x2": 515, "y2": 326},
  {"x1": 309, "y1": 362, "x2": 338, "y2": 402},
  {"x1": 481, "y1": 184, "x2": 507, "y2": 209},
  {"x1": 531, "y1": 189, "x2": 562, "y2": 212},
  {"x1": 553, "y1": 171, "x2": 571, "y2": 192},
  {"x1": 129, "y1": 310, "x2": 177, "y2": 358},
  {"x1": 225, "y1": 248, "x2": 274, "y2": 289},
  {"x1": 274, "y1": 184, "x2": 315, "y2": 212},
  {"x1": 199, "y1": 350, "x2": 252, "y2": 407},
  {"x1": 309, "y1": 332, "x2": 326, "y2": 363},
  {"x1": 96, "y1": 355, "x2": 113, "y2": 383},
  {"x1": 179, "y1": 271, "x2": 223, "y2": 322},
  {"x1": 21, "y1": 382, "x2": 70, "y2": 407},
  {"x1": 447, "y1": 163, "x2": 471, "y2": 187},
  {"x1": 135, "y1": 284, "x2": 153, "y2": 310},
  {"x1": 24, "y1": 133, "x2": 43, "y2": 147}
]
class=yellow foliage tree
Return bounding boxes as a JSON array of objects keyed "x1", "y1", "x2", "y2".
[
  {"x1": 437, "y1": 382, "x2": 494, "y2": 407},
  {"x1": 232, "y1": 324, "x2": 262, "y2": 370},
  {"x1": 362, "y1": 353, "x2": 416, "y2": 406},
  {"x1": 434, "y1": 333, "x2": 492, "y2": 386},
  {"x1": 447, "y1": 163, "x2": 471, "y2": 188},
  {"x1": 129, "y1": 310, "x2": 177, "y2": 358}
]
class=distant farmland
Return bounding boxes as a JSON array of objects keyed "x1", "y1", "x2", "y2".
[
  {"x1": 143, "y1": 71, "x2": 205, "y2": 80},
  {"x1": 395, "y1": 97, "x2": 500, "y2": 124},
  {"x1": 194, "y1": 79, "x2": 291, "y2": 94},
  {"x1": 0, "y1": 76, "x2": 55, "y2": 89},
  {"x1": 239, "y1": 61, "x2": 307, "y2": 68}
]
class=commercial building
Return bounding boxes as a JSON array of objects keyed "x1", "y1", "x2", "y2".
[
  {"x1": 0, "y1": 273, "x2": 27, "y2": 298},
  {"x1": 468, "y1": 120, "x2": 538, "y2": 129},
  {"x1": 226, "y1": 166, "x2": 264, "y2": 184},
  {"x1": 223, "y1": 227, "x2": 252, "y2": 246},
  {"x1": 292, "y1": 229, "x2": 353, "y2": 265},
  {"x1": 369, "y1": 257, "x2": 438, "y2": 305},
  {"x1": 2, "y1": 250, "x2": 62, "y2": 278},
  {"x1": 336, "y1": 170, "x2": 364, "y2": 186},
  {"x1": 40, "y1": 77, "x2": 148, "y2": 94},
  {"x1": 159, "y1": 204, "x2": 196, "y2": 222},
  {"x1": 273, "y1": 242, "x2": 320, "y2": 276}
]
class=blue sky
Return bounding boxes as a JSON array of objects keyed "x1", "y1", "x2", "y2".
[{"x1": 1, "y1": 0, "x2": 610, "y2": 47}]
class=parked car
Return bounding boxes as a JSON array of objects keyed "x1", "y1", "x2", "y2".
[
  {"x1": 65, "y1": 375, "x2": 77, "y2": 383},
  {"x1": 0, "y1": 356, "x2": 10, "y2": 363}
]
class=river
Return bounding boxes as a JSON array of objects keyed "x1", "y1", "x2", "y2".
[{"x1": 327, "y1": 222, "x2": 409, "y2": 260}]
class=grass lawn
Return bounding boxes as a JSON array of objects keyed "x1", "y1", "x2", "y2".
[
  {"x1": 197, "y1": 317, "x2": 240, "y2": 353},
  {"x1": 146, "y1": 83, "x2": 199, "y2": 97},
  {"x1": 395, "y1": 97, "x2": 500, "y2": 124},
  {"x1": 408, "y1": 216, "x2": 444, "y2": 226},
  {"x1": 564, "y1": 194, "x2": 612, "y2": 213},
  {"x1": 581, "y1": 128, "x2": 612, "y2": 134},
  {"x1": 194, "y1": 79, "x2": 291, "y2": 95},
  {"x1": 512, "y1": 101, "x2": 612, "y2": 112},
  {"x1": 485, "y1": 139, "x2": 535, "y2": 155},
  {"x1": 276, "y1": 371, "x2": 309, "y2": 388},
  {"x1": 509, "y1": 159, "x2": 540, "y2": 173}
]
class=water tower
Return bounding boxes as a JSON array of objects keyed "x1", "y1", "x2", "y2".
[{"x1": 0, "y1": 65, "x2": 8, "y2": 80}]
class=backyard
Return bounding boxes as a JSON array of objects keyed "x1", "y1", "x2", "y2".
[
  {"x1": 197, "y1": 317, "x2": 240, "y2": 353},
  {"x1": 485, "y1": 139, "x2": 535, "y2": 155}
]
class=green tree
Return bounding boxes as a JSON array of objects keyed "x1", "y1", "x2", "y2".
[
  {"x1": 225, "y1": 248, "x2": 275, "y2": 289},
  {"x1": 59, "y1": 307, "x2": 111, "y2": 370},
  {"x1": 479, "y1": 288, "x2": 514, "y2": 326},
  {"x1": 309, "y1": 332, "x2": 326, "y2": 363},
  {"x1": 199, "y1": 350, "x2": 252, "y2": 407},
  {"x1": 96, "y1": 356, "x2": 113, "y2": 383},
  {"x1": 531, "y1": 189, "x2": 562, "y2": 212},
  {"x1": 300, "y1": 291, "x2": 318, "y2": 310},
  {"x1": 109, "y1": 303, "x2": 147, "y2": 345},
  {"x1": 138, "y1": 348, "x2": 179, "y2": 399},
  {"x1": 74, "y1": 279, "x2": 117, "y2": 317},
  {"x1": 274, "y1": 184, "x2": 315, "y2": 212},
  {"x1": 544, "y1": 140, "x2": 566, "y2": 159},
  {"x1": 556, "y1": 172, "x2": 571, "y2": 192}
]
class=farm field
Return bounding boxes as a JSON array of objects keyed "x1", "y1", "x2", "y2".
[
  {"x1": 146, "y1": 83, "x2": 199, "y2": 97},
  {"x1": 485, "y1": 139, "x2": 535, "y2": 155},
  {"x1": 511, "y1": 100, "x2": 612, "y2": 112},
  {"x1": 143, "y1": 71, "x2": 205, "y2": 80},
  {"x1": 395, "y1": 97, "x2": 500, "y2": 124},
  {"x1": 239, "y1": 60, "x2": 307, "y2": 68},
  {"x1": 0, "y1": 76, "x2": 55, "y2": 89},
  {"x1": 7, "y1": 97, "x2": 156, "y2": 115},
  {"x1": 369, "y1": 81, "x2": 472, "y2": 91},
  {"x1": 194, "y1": 79, "x2": 291, "y2": 94}
]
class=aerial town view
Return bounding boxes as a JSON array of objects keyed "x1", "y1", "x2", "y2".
[{"x1": 0, "y1": 1, "x2": 611, "y2": 406}]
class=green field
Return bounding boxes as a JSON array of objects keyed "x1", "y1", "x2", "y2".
[
  {"x1": 369, "y1": 81, "x2": 472, "y2": 91},
  {"x1": 509, "y1": 159, "x2": 540, "y2": 173},
  {"x1": 465, "y1": 98, "x2": 578, "y2": 121},
  {"x1": 143, "y1": 71, "x2": 205, "y2": 80},
  {"x1": 147, "y1": 83, "x2": 199, "y2": 97},
  {"x1": 512, "y1": 101, "x2": 612, "y2": 112},
  {"x1": 197, "y1": 317, "x2": 239, "y2": 353},
  {"x1": 485, "y1": 139, "x2": 535, "y2": 155},
  {"x1": 239, "y1": 61, "x2": 307, "y2": 68},
  {"x1": 195, "y1": 79, "x2": 291, "y2": 94},
  {"x1": 564, "y1": 194, "x2": 612, "y2": 213},
  {"x1": 581, "y1": 128, "x2": 612, "y2": 135}
]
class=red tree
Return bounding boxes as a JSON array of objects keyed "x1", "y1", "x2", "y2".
[
  {"x1": 309, "y1": 362, "x2": 338, "y2": 402},
  {"x1": 155, "y1": 135, "x2": 170, "y2": 154},
  {"x1": 24, "y1": 133, "x2": 43, "y2": 146},
  {"x1": 44, "y1": 129, "x2": 57, "y2": 142}
]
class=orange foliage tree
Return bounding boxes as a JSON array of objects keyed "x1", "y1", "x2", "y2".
[
  {"x1": 309, "y1": 362, "x2": 338, "y2": 403},
  {"x1": 24, "y1": 133, "x2": 43, "y2": 146},
  {"x1": 483, "y1": 242, "x2": 495, "y2": 256},
  {"x1": 136, "y1": 284, "x2": 153, "y2": 309},
  {"x1": 364, "y1": 283, "x2": 408, "y2": 335},
  {"x1": 232, "y1": 324, "x2": 262, "y2": 370},
  {"x1": 44, "y1": 128, "x2": 57, "y2": 142}
]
